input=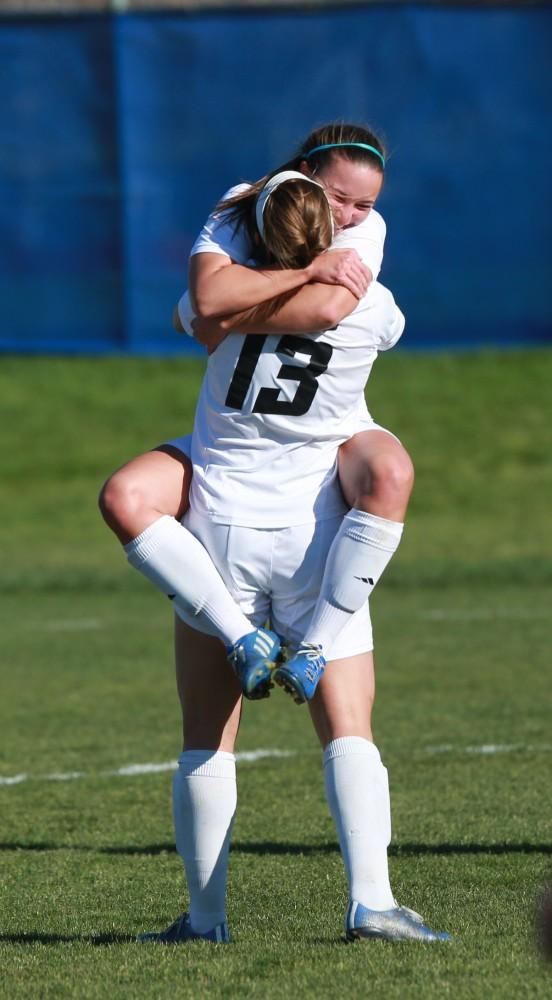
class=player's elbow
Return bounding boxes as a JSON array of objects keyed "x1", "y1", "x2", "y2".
[
  {"x1": 316, "y1": 299, "x2": 352, "y2": 331},
  {"x1": 315, "y1": 287, "x2": 358, "y2": 330},
  {"x1": 191, "y1": 284, "x2": 226, "y2": 321},
  {"x1": 192, "y1": 298, "x2": 218, "y2": 321}
]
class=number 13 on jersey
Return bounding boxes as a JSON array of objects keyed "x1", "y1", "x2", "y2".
[{"x1": 225, "y1": 334, "x2": 334, "y2": 417}]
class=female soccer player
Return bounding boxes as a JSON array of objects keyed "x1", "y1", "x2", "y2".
[
  {"x1": 130, "y1": 165, "x2": 450, "y2": 946},
  {"x1": 100, "y1": 122, "x2": 414, "y2": 703}
]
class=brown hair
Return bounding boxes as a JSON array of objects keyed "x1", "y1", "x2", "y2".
[
  {"x1": 217, "y1": 175, "x2": 333, "y2": 271},
  {"x1": 296, "y1": 122, "x2": 386, "y2": 176},
  {"x1": 260, "y1": 179, "x2": 333, "y2": 269},
  {"x1": 233, "y1": 178, "x2": 333, "y2": 322}
]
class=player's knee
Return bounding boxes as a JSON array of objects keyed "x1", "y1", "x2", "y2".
[
  {"x1": 98, "y1": 472, "x2": 146, "y2": 532},
  {"x1": 362, "y1": 449, "x2": 415, "y2": 510},
  {"x1": 381, "y1": 449, "x2": 415, "y2": 499}
]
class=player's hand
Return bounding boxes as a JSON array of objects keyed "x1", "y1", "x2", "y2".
[
  {"x1": 307, "y1": 249, "x2": 372, "y2": 299},
  {"x1": 191, "y1": 316, "x2": 228, "y2": 355}
]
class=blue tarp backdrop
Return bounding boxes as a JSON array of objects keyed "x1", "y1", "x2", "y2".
[{"x1": 1, "y1": 6, "x2": 551, "y2": 353}]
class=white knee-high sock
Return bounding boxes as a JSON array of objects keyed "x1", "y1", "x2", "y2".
[
  {"x1": 125, "y1": 515, "x2": 252, "y2": 645},
  {"x1": 173, "y1": 750, "x2": 237, "y2": 933},
  {"x1": 323, "y1": 736, "x2": 395, "y2": 911},
  {"x1": 304, "y1": 510, "x2": 403, "y2": 652}
]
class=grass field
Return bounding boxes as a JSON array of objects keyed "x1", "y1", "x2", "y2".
[{"x1": 1, "y1": 349, "x2": 551, "y2": 998}]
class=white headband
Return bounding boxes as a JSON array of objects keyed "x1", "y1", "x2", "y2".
[{"x1": 255, "y1": 170, "x2": 325, "y2": 240}]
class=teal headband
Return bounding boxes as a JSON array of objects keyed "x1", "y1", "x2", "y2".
[{"x1": 304, "y1": 142, "x2": 386, "y2": 168}]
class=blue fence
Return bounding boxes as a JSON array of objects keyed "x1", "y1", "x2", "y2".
[{"x1": 1, "y1": 6, "x2": 551, "y2": 353}]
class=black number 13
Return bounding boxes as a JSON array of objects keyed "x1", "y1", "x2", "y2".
[{"x1": 225, "y1": 334, "x2": 333, "y2": 417}]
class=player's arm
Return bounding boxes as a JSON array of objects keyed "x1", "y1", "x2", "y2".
[
  {"x1": 189, "y1": 212, "x2": 386, "y2": 347},
  {"x1": 192, "y1": 283, "x2": 360, "y2": 350},
  {"x1": 189, "y1": 250, "x2": 370, "y2": 320},
  {"x1": 189, "y1": 253, "x2": 309, "y2": 318},
  {"x1": 176, "y1": 282, "x2": 359, "y2": 352},
  {"x1": 188, "y1": 260, "x2": 369, "y2": 351}
]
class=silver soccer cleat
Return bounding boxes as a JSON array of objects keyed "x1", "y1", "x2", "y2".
[{"x1": 345, "y1": 900, "x2": 452, "y2": 942}]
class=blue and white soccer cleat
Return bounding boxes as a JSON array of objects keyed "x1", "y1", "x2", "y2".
[
  {"x1": 345, "y1": 900, "x2": 452, "y2": 943},
  {"x1": 273, "y1": 642, "x2": 326, "y2": 704},
  {"x1": 226, "y1": 627, "x2": 281, "y2": 700},
  {"x1": 137, "y1": 912, "x2": 230, "y2": 944}
]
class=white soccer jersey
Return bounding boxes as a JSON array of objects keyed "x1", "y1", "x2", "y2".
[
  {"x1": 178, "y1": 282, "x2": 404, "y2": 528},
  {"x1": 190, "y1": 184, "x2": 386, "y2": 277}
]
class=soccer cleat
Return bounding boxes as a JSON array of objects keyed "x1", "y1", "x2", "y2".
[
  {"x1": 345, "y1": 900, "x2": 452, "y2": 942},
  {"x1": 137, "y1": 912, "x2": 230, "y2": 944},
  {"x1": 226, "y1": 628, "x2": 281, "y2": 700},
  {"x1": 273, "y1": 642, "x2": 326, "y2": 704}
]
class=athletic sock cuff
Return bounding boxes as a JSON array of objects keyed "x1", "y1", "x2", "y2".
[
  {"x1": 178, "y1": 750, "x2": 236, "y2": 779},
  {"x1": 348, "y1": 509, "x2": 404, "y2": 532},
  {"x1": 345, "y1": 510, "x2": 404, "y2": 550},
  {"x1": 323, "y1": 737, "x2": 381, "y2": 765},
  {"x1": 124, "y1": 514, "x2": 176, "y2": 564}
]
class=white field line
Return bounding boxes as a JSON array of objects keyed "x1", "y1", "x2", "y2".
[
  {"x1": 35, "y1": 619, "x2": 104, "y2": 632},
  {"x1": 423, "y1": 743, "x2": 552, "y2": 755},
  {"x1": 1, "y1": 745, "x2": 551, "y2": 788},
  {"x1": 420, "y1": 608, "x2": 549, "y2": 622},
  {"x1": 0, "y1": 749, "x2": 295, "y2": 787},
  {"x1": 27, "y1": 605, "x2": 549, "y2": 633}
]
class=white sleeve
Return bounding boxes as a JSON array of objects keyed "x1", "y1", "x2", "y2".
[
  {"x1": 375, "y1": 282, "x2": 405, "y2": 351},
  {"x1": 190, "y1": 183, "x2": 252, "y2": 264},
  {"x1": 330, "y1": 209, "x2": 386, "y2": 279},
  {"x1": 177, "y1": 290, "x2": 196, "y2": 337},
  {"x1": 380, "y1": 304, "x2": 405, "y2": 351}
]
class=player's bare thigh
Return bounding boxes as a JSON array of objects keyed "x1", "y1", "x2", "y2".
[
  {"x1": 338, "y1": 429, "x2": 414, "y2": 521},
  {"x1": 308, "y1": 651, "x2": 375, "y2": 748},
  {"x1": 174, "y1": 616, "x2": 242, "y2": 753},
  {"x1": 99, "y1": 445, "x2": 192, "y2": 544}
]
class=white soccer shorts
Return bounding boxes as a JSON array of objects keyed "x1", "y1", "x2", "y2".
[{"x1": 174, "y1": 507, "x2": 374, "y2": 661}]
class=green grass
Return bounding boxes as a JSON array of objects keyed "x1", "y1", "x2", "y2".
[{"x1": 1, "y1": 349, "x2": 551, "y2": 998}]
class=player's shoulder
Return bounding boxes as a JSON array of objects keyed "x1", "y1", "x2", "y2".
[
  {"x1": 201, "y1": 182, "x2": 252, "y2": 224},
  {"x1": 354, "y1": 278, "x2": 394, "y2": 316},
  {"x1": 191, "y1": 182, "x2": 252, "y2": 261},
  {"x1": 216, "y1": 182, "x2": 251, "y2": 207}
]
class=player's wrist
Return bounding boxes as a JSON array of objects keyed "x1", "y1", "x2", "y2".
[
  {"x1": 303, "y1": 262, "x2": 317, "y2": 284},
  {"x1": 273, "y1": 266, "x2": 311, "y2": 289}
]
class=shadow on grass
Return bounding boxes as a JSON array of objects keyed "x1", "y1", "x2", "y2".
[
  {"x1": 0, "y1": 932, "x2": 136, "y2": 945},
  {"x1": 1, "y1": 840, "x2": 552, "y2": 856}
]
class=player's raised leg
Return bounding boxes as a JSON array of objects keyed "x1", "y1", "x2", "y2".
[
  {"x1": 310, "y1": 652, "x2": 451, "y2": 942},
  {"x1": 281, "y1": 430, "x2": 413, "y2": 701},
  {"x1": 99, "y1": 446, "x2": 193, "y2": 544},
  {"x1": 99, "y1": 446, "x2": 279, "y2": 698},
  {"x1": 138, "y1": 620, "x2": 241, "y2": 944}
]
